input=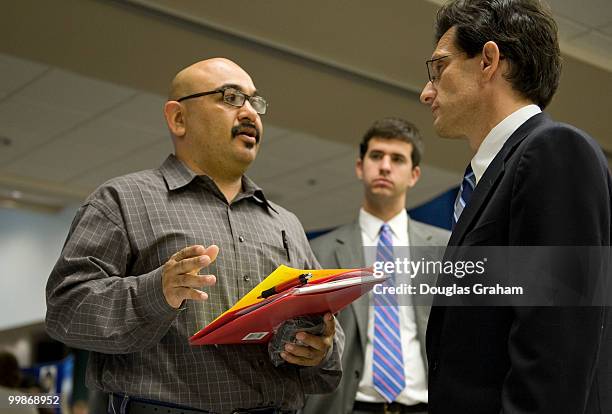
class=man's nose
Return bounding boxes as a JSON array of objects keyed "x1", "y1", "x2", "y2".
[
  {"x1": 420, "y1": 81, "x2": 436, "y2": 105},
  {"x1": 380, "y1": 155, "x2": 392, "y2": 171},
  {"x1": 238, "y1": 98, "x2": 258, "y2": 122}
]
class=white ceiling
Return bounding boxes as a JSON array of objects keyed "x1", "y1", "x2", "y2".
[
  {"x1": 0, "y1": 0, "x2": 611, "y2": 230},
  {"x1": 522, "y1": 0, "x2": 612, "y2": 72}
]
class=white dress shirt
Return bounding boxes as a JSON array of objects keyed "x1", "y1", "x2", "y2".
[
  {"x1": 355, "y1": 208, "x2": 428, "y2": 405},
  {"x1": 471, "y1": 104, "x2": 541, "y2": 183}
]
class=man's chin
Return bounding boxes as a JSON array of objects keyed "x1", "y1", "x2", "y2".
[
  {"x1": 369, "y1": 187, "x2": 395, "y2": 197},
  {"x1": 433, "y1": 119, "x2": 449, "y2": 138},
  {"x1": 234, "y1": 146, "x2": 258, "y2": 166},
  {"x1": 434, "y1": 120, "x2": 465, "y2": 140}
]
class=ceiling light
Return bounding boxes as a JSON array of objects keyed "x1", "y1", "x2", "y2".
[{"x1": 0, "y1": 187, "x2": 65, "y2": 214}]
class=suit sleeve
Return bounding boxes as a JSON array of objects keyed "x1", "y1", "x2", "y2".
[{"x1": 501, "y1": 124, "x2": 611, "y2": 413}]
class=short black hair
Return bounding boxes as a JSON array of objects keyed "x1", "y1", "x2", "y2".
[
  {"x1": 435, "y1": 0, "x2": 561, "y2": 109},
  {"x1": 359, "y1": 117, "x2": 423, "y2": 167}
]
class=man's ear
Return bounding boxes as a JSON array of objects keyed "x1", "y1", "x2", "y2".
[
  {"x1": 164, "y1": 101, "x2": 186, "y2": 137},
  {"x1": 408, "y1": 165, "x2": 421, "y2": 188},
  {"x1": 481, "y1": 41, "x2": 501, "y2": 82},
  {"x1": 355, "y1": 158, "x2": 364, "y2": 181}
]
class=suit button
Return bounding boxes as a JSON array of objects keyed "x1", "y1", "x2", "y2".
[
  {"x1": 432, "y1": 361, "x2": 439, "y2": 371},
  {"x1": 354, "y1": 370, "x2": 360, "y2": 379},
  {"x1": 243, "y1": 275, "x2": 250, "y2": 282},
  {"x1": 239, "y1": 236, "x2": 245, "y2": 242}
]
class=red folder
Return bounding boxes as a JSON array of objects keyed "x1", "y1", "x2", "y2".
[{"x1": 190, "y1": 267, "x2": 383, "y2": 345}]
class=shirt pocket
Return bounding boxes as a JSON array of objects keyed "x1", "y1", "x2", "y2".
[{"x1": 257, "y1": 240, "x2": 295, "y2": 280}]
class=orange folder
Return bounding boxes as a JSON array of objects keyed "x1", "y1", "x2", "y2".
[{"x1": 190, "y1": 266, "x2": 384, "y2": 345}]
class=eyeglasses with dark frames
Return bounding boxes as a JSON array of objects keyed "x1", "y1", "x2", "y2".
[
  {"x1": 425, "y1": 52, "x2": 463, "y2": 84},
  {"x1": 176, "y1": 86, "x2": 268, "y2": 115}
]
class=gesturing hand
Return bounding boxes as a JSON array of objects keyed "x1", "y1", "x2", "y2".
[
  {"x1": 162, "y1": 244, "x2": 219, "y2": 308},
  {"x1": 280, "y1": 313, "x2": 335, "y2": 367}
]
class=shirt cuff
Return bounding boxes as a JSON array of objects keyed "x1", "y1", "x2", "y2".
[{"x1": 139, "y1": 266, "x2": 185, "y2": 318}]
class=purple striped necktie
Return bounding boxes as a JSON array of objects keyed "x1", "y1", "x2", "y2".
[{"x1": 372, "y1": 223, "x2": 405, "y2": 402}]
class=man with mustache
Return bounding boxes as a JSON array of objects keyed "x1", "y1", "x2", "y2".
[
  {"x1": 419, "y1": 1, "x2": 612, "y2": 413},
  {"x1": 45, "y1": 58, "x2": 343, "y2": 414},
  {"x1": 302, "y1": 118, "x2": 449, "y2": 414}
]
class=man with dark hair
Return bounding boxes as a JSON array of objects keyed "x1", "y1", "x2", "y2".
[
  {"x1": 46, "y1": 58, "x2": 343, "y2": 414},
  {"x1": 359, "y1": 118, "x2": 424, "y2": 167},
  {"x1": 302, "y1": 117, "x2": 449, "y2": 414},
  {"x1": 420, "y1": 1, "x2": 612, "y2": 413}
]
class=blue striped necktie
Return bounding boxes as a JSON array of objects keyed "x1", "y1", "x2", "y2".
[
  {"x1": 373, "y1": 223, "x2": 405, "y2": 402},
  {"x1": 452, "y1": 163, "x2": 476, "y2": 229}
]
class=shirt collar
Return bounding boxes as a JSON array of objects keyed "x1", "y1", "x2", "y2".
[
  {"x1": 160, "y1": 154, "x2": 199, "y2": 190},
  {"x1": 239, "y1": 175, "x2": 278, "y2": 214},
  {"x1": 359, "y1": 207, "x2": 407, "y2": 242},
  {"x1": 471, "y1": 104, "x2": 541, "y2": 183},
  {"x1": 159, "y1": 154, "x2": 277, "y2": 213}
]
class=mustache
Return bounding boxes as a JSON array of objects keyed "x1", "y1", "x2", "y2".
[{"x1": 231, "y1": 122, "x2": 261, "y2": 143}]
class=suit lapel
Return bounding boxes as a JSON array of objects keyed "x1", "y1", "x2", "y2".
[
  {"x1": 408, "y1": 216, "x2": 422, "y2": 244},
  {"x1": 334, "y1": 223, "x2": 364, "y2": 269},
  {"x1": 333, "y1": 222, "x2": 369, "y2": 351},
  {"x1": 447, "y1": 155, "x2": 505, "y2": 246},
  {"x1": 408, "y1": 216, "x2": 433, "y2": 246},
  {"x1": 448, "y1": 112, "x2": 551, "y2": 247}
]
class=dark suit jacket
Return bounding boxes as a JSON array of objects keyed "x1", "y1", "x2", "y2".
[
  {"x1": 427, "y1": 113, "x2": 612, "y2": 414},
  {"x1": 302, "y1": 217, "x2": 450, "y2": 414}
]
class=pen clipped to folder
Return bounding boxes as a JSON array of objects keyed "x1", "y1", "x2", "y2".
[{"x1": 258, "y1": 272, "x2": 312, "y2": 298}]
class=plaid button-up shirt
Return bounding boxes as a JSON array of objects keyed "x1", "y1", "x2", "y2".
[{"x1": 46, "y1": 154, "x2": 343, "y2": 413}]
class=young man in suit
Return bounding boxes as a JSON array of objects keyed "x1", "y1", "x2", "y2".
[
  {"x1": 420, "y1": 1, "x2": 612, "y2": 413},
  {"x1": 302, "y1": 117, "x2": 450, "y2": 414}
]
